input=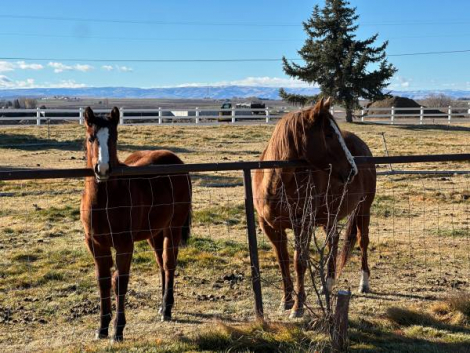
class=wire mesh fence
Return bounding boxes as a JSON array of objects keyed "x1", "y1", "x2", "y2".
[{"x1": 0, "y1": 168, "x2": 469, "y2": 351}]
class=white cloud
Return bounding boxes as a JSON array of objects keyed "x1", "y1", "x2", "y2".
[
  {"x1": 48, "y1": 62, "x2": 94, "y2": 73},
  {"x1": 16, "y1": 61, "x2": 44, "y2": 70},
  {"x1": 0, "y1": 75, "x2": 35, "y2": 88},
  {"x1": 116, "y1": 65, "x2": 133, "y2": 72},
  {"x1": 389, "y1": 76, "x2": 412, "y2": 89},
  {"x1": 101, "y1": 65, "x2": 133, "y2": 72},
  {"x1": 48, "y1": 62, "x2": 72, "y2": 73},
  {"x1": 0, "y1": 75, "x2": 86, "y2": 89},
  {"x1": 170, "y1": 76, "x2": 314, "y2": 88},
  {"x1": 0, "y1": 61, "x2": 46, "y2": 72},
  {"x1": 0, "y1": 61, "x2": 17, "y2": 72},
  {"x1": 74, "y1": 64, "x2": 94, "y2": 72}
]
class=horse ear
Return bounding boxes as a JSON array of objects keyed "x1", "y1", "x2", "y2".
[
  {"x1": 84, "y1": 107, "x2": 95, "y2": 126},
  {"x1": 324, "y1": 97, "x2": 332, "y2": 111},
  {"x1": 109, "y1": 107, "x2": 120, "y2": 125}
]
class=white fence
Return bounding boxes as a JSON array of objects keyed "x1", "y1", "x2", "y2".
[
  {"x1": 0, "y1": 107, "x2": 281, "y2": 126},
  {"x1": 0, "y1": 105, "x2": 469, "y2": 125},
  {"x1": 359, "y1": 105, "x2": 470, "y2": 125}
]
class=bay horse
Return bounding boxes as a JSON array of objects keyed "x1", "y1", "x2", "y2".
[
  {"x1": 253, "y1": 98, "x2": 376, "y2": 318},
  {"x1": 80, "y1": 107, "x2": 192, "y2": 341}
]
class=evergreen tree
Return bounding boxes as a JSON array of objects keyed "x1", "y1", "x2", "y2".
[{"x1": 281, "y1": 0, "x2": 397, "y2": 122}]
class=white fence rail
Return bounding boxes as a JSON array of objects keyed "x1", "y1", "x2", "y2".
[
  {"x1": 0, "y1": 105, "x2": 469, "y2": 125},
  {"x1": 0, "y1": 107, "x2": 284, "y2": 125},
  {"x1": 359, "y1": 105, "x2": 470, "y2": 125}
]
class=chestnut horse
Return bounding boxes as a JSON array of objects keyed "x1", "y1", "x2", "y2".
[
  {"x1": 253, "y1": 98, "x2": 376, "y2": 318},
  {"x1": 80, "y1": 107, "x2": 192, "y2": 341}
]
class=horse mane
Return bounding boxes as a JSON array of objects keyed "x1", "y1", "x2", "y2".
[{"x1": 265, "y1": 106, "x2": 323, "y2": 161}]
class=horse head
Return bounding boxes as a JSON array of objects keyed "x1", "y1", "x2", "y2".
[
  {"x1": 303, "y1": 97, "x2": 358, "y2": 184},
  {"x1": 84, "y1": 107, "x2": 120, "y2": 182}
]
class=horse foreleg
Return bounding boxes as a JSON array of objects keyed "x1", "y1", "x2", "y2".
[
  {"x1": 291, "y1": 225, "x2": 312, "y2": 319},
  {"x1": 323, "y1": 225, "x2": 340, "y2": 293},
  {"x1": 148, "y1": 233, "x2": 165, "y2": 315},
  {"x1": 161, "y1": 228, "x2": 181, "y2": 321},
  {"x1": 112, "y1": 244, "x2": 133, "y2": 342},
  {"x1": 357, "y1": 214, "x2": 371, "y2": 293},
  {"x1": 260, "y1": 220, "x2": 293, "y2": 311},
  {"x1": 86, "y1": 240, "x2": 113, "y2": 340}
]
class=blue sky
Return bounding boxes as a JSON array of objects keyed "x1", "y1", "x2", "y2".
[{"x1": 0, "y1": 0, "x2": 469, "y2": 91}]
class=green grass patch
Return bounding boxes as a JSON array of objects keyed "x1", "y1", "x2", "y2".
[
  {"x1": 35, "y1": 205, "x2": 80, "y2": 223},
  {"x1": 193, "y1": 204, "x2": 245, "y2": 226}
]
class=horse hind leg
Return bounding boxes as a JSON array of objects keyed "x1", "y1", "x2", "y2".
[
  {"x1": 147, "y1": 233, "x2": 165, "y2": 315},
  {"x1": 260, "y1": 220, "x2": 293, "y2": 312},
  {"x1": 161, "y1": 227, "x2": 181, "y2": 321},
  {"x1": 357, "y1": 213, "x2": 371, "y2": 293},
  {"x1": 112, "y1": 243, "x2": 134, "y2": 342}
]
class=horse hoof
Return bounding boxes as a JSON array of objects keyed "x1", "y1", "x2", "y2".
[
  {"x1": 289, "y1": 308, "x2": 304, "y2": 319},
  {"x1": 111, "y1": 335, "x2": 123, "y2": 343},
  {"x1": 278, "y1": 301, "x2": 294, "y2": 312},
  {"x1": 161, "y1": 315, "x2": 172, "y2": 322},
  {"x1": 358, "y1": 285, "x2": 370, "y2": 294},
  {"x1": 95, "y1": 331, "x2": 108, "y2": 340}
]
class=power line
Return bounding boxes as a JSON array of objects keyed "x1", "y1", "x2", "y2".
[
  {"x1": 0, "y1": 49, "x2": 469, "y2": 63},
  {"x1": 1, "y1": 14, "x2": 470, "y2": 28},
  {"x1": 0, "y1": 15, "x2": 299, "y2": 27},
  {"x1": 0, "y1": 32, "x2": 298, "y2": 43}
]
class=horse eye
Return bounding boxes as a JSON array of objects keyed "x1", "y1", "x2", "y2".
[
  {"x1": 88, "y1": 136, "x2": 95, "y2": 143},
  {"x1": 325, "y1": 132, "x2": 334, "y2": 139}
]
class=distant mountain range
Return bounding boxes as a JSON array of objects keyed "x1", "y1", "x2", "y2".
[{"x1": 0, "y1": 86, "x2": 469, "y2": 100}]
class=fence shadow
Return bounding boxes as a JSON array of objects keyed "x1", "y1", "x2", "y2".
[{"x1": 350, "y1": 319, "x2": 470, "y2": 353}]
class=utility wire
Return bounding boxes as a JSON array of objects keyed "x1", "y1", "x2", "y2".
[
  {"x1": 0, "y1": 49, "x2": 469, "y2": 63},
  {"x1": 1, "y1": 14, "x2": 470, "y2": 27}
]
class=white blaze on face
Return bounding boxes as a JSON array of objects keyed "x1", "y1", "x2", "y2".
[
  {"x1": 96, "y1": 127, "x2": 110, "y2": 176},
  {"x1": 328, "y1": 119, "x2": 358, "y2": 179}
]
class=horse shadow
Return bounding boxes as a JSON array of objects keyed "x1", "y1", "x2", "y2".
[
  {"x1": 0, "y1": 132, "x2": 84, "y2": 151},
  {"x1": 0, "y1": 132, "x2": 193, "y2": 154},
  {"x1": 350, "y1": 315, "x2": 470, "y2": 352}
]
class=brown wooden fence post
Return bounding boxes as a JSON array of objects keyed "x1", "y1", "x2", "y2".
[
  {"x1": 332, "y1": 290, "x2": 351, "y2": 352},
  {"x1": 242, "y1": 168, "x2": 264, "y2": 320}
]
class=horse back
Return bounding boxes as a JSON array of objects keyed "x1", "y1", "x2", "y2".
[{"x1": 124, "y1": 150, "x2": 184, "y2": 167}]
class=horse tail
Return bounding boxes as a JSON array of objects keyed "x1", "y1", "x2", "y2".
[
  {"x1": 181, "y1": 206, "x2": 192, "y2": 246},
  {"x1": 336, "y1": 211, "x2": 358, "y2": 278}
]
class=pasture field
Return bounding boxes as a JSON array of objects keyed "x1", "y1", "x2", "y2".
[{"x1": 0, "y1": 121, "x2": 470, "y2": 352}]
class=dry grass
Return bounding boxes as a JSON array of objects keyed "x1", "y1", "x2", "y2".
[{"x1": 1, "y1": 121, "x2": 470, "y2": 352}]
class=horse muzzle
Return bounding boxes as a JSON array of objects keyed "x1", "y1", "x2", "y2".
[{"x1": 94, "y1": 163, "x2": 110, "y2": 182}]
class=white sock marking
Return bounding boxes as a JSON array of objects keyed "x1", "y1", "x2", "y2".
[
  {"x1": 96, "y1": 127, "x2": 109, "y2": 175},
  {"x1": 359, "y1": 271, "x2": 369, "y2": 288},
  {"x1": 329, "y1": 119, "x2": 358, "y2": 178},
  {"x1": 326, "y1": 277, "x2": 335, "y2": 292}
]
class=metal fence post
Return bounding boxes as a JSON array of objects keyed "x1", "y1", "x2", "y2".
[
  {"x1": 448, "y1": 106, "x2": 452, "y2": 124},
  {"x1": 231, "y1": 107, "x2": 236, "y2": 124},
  {"x1": 391, "y1": 106, "x2": 395, "y2": 125},
  {"x1": 119, "y1": 107, "x2": 124, "y2": 125},
  {"x1": 242, "y1": 168, "x2": 264, "y2": 320},
  {"x1": 36, "y1": 107, "x2": 41, "y2": 126},
  {"x1": 420, "y1": 106, "x2": 424, "y2": 125},
  {"x1": 265, "y1": 107, "x2": 270, "y2": 123},
  {"x1": 158, "y1": 107, "x2": 162, "y2": 124},
  {"x1": 195, "y1": 107, "x2": 200, "y2": 124},
  {"x1": 79, "y1": 107, "x2": 84, "y2": 125}
]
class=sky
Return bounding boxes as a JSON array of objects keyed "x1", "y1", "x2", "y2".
[{"x1": 0, "y1": 0, "x2": 469, "y2": 91}]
